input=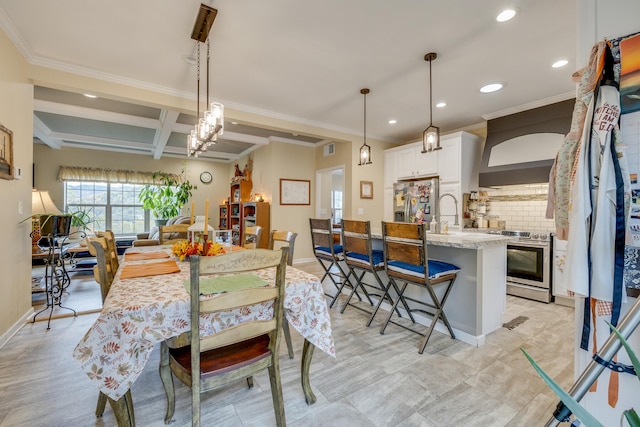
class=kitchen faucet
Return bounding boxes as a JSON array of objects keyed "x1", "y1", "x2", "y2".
[{"x1": 434, "y1": 193, "x2": 459, "y2": 233}]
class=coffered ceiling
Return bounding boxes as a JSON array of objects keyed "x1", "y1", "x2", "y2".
[{"x1": 0, "y1": 0, "x2": 578, "y2": 162}]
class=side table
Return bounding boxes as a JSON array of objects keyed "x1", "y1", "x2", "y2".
[{"x1": 32, "y1": 237, "x2": 77, "y2": 329}]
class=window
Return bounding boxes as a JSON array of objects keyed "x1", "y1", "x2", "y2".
[
  {"x1": 65, "y1": 181, "x2": 150, "y2": 236},
  {"x1": 331, "y1": 189, "x2": 342, "y2": 225}
]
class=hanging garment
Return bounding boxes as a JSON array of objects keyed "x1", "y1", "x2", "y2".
[{"x1": 554, "y1": 41, "x2": 608, "y2": 239}]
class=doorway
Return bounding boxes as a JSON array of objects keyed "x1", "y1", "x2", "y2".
[{"x1": 315, "y1": 166, "x2": 344, "y2": 227}]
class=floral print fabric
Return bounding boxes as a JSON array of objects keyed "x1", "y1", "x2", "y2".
[{"x1": 72, "y1": 247, "x2": 335, "y2": 400}]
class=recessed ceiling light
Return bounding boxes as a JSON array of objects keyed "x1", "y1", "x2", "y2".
[
  {"x1": 230, "y1": 121, "x2": 238, "y2": 125},
  {"x1": 84, "y1": 93, "x2": 97, "y2": 98},
  {"x1": 388, "y1": 119, "x2": 397, "y2": 124},
  {"x1": 480, "y1": 83, "x2": 504, "y2": 93},
  {"x1": 496, "y1": 9, "x2": 516, "y2": 22},
  {"x1": 552, "y1": 59, "x2": 569, "y2": 68},
  {"x1": 183, "y1": 54, "x2": 197, "y2": 65},
  {"x1": 436, "y1": 102, "x2": 447, "y2": 108}
]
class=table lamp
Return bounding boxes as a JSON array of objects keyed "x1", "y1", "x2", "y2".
[{"x1": 31, "y1": 189, "x2": 62, "y2": 254}]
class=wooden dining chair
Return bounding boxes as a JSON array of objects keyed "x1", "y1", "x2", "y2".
[
  {"x1": 380, "y1": 221, "x2": 460, "y2": 354},
  {"x1": 309, "y1": 218, "x2": 351, "y2": 308},
  {"x1": 87, "y1": 237, "x2": 133, "y2": 419},
  {"x1": 340, "y1": 219, "x2": 403, "y2": 326},
  {"x1": 161, "y1": 248, "x2": 289, "y2": 427},
  {"x1": 94, "y1": 230, "x2": 119, "y2": 276},
  {"x1": 268, "y1": 229, "x2": 298, "y2": 359},
  {"x1": 159, "y1": 223, "x2": 191, "y2": 245},
  {"x1": 242, "y1": 225, "x2": 263, "y2": 249}
]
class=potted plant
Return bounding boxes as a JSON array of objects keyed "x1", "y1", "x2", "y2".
[
  {"x1": 138, "y1": 171, "x2": 196, "y2": 225},
  {"x1": 66, "y1": 207, "x2": 93, "y2": 238},
  {"x1": 523, "y1": 321, "x2": 640, "y2": 426}
]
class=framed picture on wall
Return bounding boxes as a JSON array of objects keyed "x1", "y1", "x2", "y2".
[
  {"x1": 360, "y1": 181, "x2": 373, "y2": 199},
  {"x1": 0, "y1": 124, "x2": 14, "y2": 180},
  {"x1": 280, "y1": 178, "x2": 310, "y2": 205}
]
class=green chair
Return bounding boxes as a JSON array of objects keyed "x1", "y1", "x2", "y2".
[{"x1": 161, "y1": 248, "x2": 288, "y2": 427}]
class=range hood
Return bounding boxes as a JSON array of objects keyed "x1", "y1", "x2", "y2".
[{"x1": 479, "y1": 99, "x2": 574, "y2": 187}]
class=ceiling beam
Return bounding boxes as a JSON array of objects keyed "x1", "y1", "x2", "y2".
[
  {"x1": 153, "y1": 110, "x2": 179, "y2": 159},
  {"x1": 34, "y1": 99, "x2": 160, "y2": 129},
  {"x1": 33, "y1": 114, "x2": 62, "y2": 149}
]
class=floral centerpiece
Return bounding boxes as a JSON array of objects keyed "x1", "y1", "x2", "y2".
[{"x1": 171, "y1": 239, "x2": 225, "y2": 261}]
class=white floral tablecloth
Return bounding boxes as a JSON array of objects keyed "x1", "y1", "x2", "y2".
[{"x1": 72, "y1": 247, "x2": 335, "y2": 401}]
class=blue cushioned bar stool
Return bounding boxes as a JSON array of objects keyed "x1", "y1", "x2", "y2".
[
  {"x1": 380, "y1": 221, "x2": 460, "y2": 353},
  {"x1": 309, "y1": 218, "x2": 350, "y2": 307},
  {"x1": 340, "y1": 219, "x2": 406, "y2": 326}
]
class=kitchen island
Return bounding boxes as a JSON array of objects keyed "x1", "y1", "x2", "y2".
[{"x1": 370, "y1": 230, "x2": 511, "y2": 346}]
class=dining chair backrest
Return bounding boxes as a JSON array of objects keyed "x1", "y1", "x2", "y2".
[
  {"x1": 159, "y1": 224, "x2": 190, "y2": 245},
  {"x1": 191, "y1": 248, "x2": 287, "y2": 351},
  {"x1": 87, "y1": 237, "x2": 115, "y2": 303},
  {"x1": 268, "y1": 230, "x2": 297, "y2": 266},
  {"x1": 94, "y1": 230, "x2": 119, "y2": 273},
  {"x1": 242, "y1": 225, "x2": 263, "y2": 249}
]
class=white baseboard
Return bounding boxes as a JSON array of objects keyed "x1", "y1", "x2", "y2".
[{"x1": 0, "y1": 308, "x2": 34, "y2": 350}]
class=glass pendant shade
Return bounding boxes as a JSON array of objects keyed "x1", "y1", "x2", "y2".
[
  {"x1": 187, "y1": 36, "x2": 224, "y2": 157},
  {"x1": 359, "y1": 143, "x2": 372, "y2": 165},
  {"x1": 421, "y1": 52, "x2": 441, "y2": 153},
  {"x1": 422, "y1": 124, "x2": 441, "y2": 153},
  {"x1": 357, "y1": 88, "x2": 372, "y2": 166}
]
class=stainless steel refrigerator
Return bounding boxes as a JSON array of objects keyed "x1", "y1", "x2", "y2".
[{"x1": 392, "y1": 178, "x2": 439, "y2": 224}]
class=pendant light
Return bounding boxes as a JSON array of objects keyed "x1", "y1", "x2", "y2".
[
  {"x1": 187, "y1": 4, "x2": 224, "y2": 157},
  {"x1": 358, "y1": 88, "x2": 372, "y2": 165},
  {"x1": 421, "y1": 52, "x2": 441, "y2": 153}
]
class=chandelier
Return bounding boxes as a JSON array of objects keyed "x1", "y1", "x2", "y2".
[
  {"x1": 421, "y1": 52, "x2": 441, "y2": 153},
  {"x1": 188, "y1": 4, "x2": 224, "y2": 157},
  {"x1": 358, "y1": 88, "x2": 372, "y2": 165}
]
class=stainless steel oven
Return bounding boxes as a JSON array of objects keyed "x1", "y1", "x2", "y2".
[{"x1": 489, "y1": 230, "x2": 553, "y2": 303}]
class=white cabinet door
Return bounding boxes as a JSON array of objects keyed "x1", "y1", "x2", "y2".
[
  {"x1": 396, "y1": 147, "x2": 417, "y2": 180},
  {"x1": 384, "y1": 151, "x2": 397, "y2": 188},
  {"x1": 416, "y1": 148, "x2": 438, "y2": 177},
  {"x1": 438, "y1": 137, "x2": 460, "y2": 183},
  {"x1": 438, "y1": 182, "x2": 462, "y2": 231},
  {"x1": 396, "y1": 146, "x2": 438, "y2": 179}
]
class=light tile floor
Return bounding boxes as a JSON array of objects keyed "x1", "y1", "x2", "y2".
[{"x1": 2, "y1": 261, "x2": 575, "y2": 426}]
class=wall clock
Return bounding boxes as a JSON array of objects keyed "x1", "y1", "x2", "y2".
[{"x1": 199, "y1": 171, "x2": 213, "y2": 184}]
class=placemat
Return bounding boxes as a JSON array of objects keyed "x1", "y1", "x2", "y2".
[
  {"x1": 185, "y1": 273, "x2": 268, "y2": 295},
  {"x1": 120, "y1": 260, "x2": 180, "y2": 279},
  {"x1": 124, "y1": 251, "x2": 170, "y2": 261}
]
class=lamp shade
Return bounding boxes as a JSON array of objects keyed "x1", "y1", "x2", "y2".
[{"x1": 32, "y1": 190, "x2": 62, "y2": 216}]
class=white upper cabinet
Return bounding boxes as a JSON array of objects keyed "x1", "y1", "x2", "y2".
[
  {"x1": 395, "y1": 145, "x2": 438, "y2": 180},
  {"x1": 437, "y1": 132, "x2": 482, "y2": 186}
]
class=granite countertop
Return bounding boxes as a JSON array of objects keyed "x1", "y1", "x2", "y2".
[{"x1": 370, "y1": 230, "x2": 512, "y2": 249}]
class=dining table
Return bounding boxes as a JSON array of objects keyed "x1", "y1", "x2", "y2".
[{"x1": 72, "y1": 245, "x2": 335, "y2": 426}]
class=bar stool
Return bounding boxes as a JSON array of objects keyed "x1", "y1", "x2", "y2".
[
  {"x1": 340, "y1": 219, "x2": 402, "y2": 326},
  {"x1": 309, "y1": 218, "x2": 350, "y2": 307},
  {"x1": 380, "y1": 221, "x2": 460, "y2": 353}
]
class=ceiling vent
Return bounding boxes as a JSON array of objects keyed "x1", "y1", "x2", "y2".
[{"x1": 323, "y1": 143, "x2": 335, "y2": 157}]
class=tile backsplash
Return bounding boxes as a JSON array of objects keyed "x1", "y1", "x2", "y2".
[{"x1": 482, "y1": 183, "x2": 555, "y2": 232}]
